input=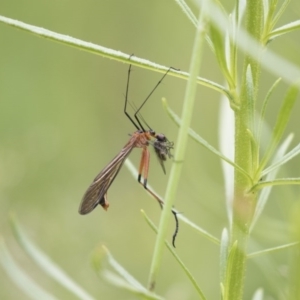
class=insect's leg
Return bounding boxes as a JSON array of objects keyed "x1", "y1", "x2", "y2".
[
  {"x1": 138, "y1": 147, "x2": 146, "y2": 183},
  {"x1": 100, "y1": 193, "x2": 110, "y2": 211},
  {"x1": 124, "y1": 56, "x2": 140, "y2": 131},
  {"x1": 171, "y1": 210, "x2": 179, "y2": 247},
  {"x1": 134, "y1": 66, "x2": 180, "y2": 127},
  {"x1": 143, "y1": 147, "x2": 150, "y2": 188},
  {"x1": 137, "y1": 178, "x2": 179, "y2": 246}
]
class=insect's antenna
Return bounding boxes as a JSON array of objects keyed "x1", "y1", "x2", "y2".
[
  {"x1": 124, "y1": 57, "x2": 142, "y2": 131},
  {"x1": 130, "y1": 101, "x2": 152, "y2": 131},
  {"x1": 134, "y1": 67, "x2": 179, "y2": 127}
]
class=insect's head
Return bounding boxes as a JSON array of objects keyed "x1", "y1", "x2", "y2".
[
  {"x1": 149, "y1": 131, "x2": 169, "y2": 145},
  {"x1": 153, "y1": 133, "x2": 174, "y2": 161},
  {"x1": 155, "y1": 133, "x2": 167, "y2": 143}
]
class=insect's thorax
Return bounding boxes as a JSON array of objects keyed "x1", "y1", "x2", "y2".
[{"x1": 131, "y1": 130, "x2": 173, "y2": 160}]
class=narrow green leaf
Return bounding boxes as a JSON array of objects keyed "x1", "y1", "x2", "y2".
[
  {"x1": 174, "y1": 0, "x2": 197, "y2": 27},
  {"x1": 223, "y1": 241, "x2": 238, "y2": 300},
  {"x1": 228, "y1": 0, "x2": 245, "y2": 85},
  {"x1": 262, "y1": 0, "x2": 270, "y2": 26},
  {"x1": 251, "y1": 134, "x2": 293, "y2": 231},
  {"x1": 261, "y1": 0, "x2": 280, "y2": 44},
  {"x1": 247, "y1": 129, "x2": 258, "y2": 176},
  {"x1": 102, "y1": 246, "x2": 146, "y2": 291},
  {"x1": 271, "y1": 0, "x2": 291, "y2": 29},
  {"x1": 178, "y1": 213, "x2": 220, "y2": 245},
  {"x1": 220, "y1": 228, "x2": 229, "y2": 286},
  {"x1": 249, "y1": 240, "x2": 283, "y2": 295},
  {"x1": 124, "y1": 159, "x2": 220, "y2": 245},
  {"x1": 101, "y1": 270, "x2": 164, "y2": 300},
  {"x1": 248, "y1": 242, "x2": 299, "y2": 259},
  {"x1": 268, "y1": 20, "x2": 300, "y2": 41},
  {"x1": 173, "y1": 0, "x2": 220, "y2": 54},
  {"x1": 0, "y1": 239, "x2": 58, "y2": 300},
  {"x1": 225, "y1": 18, "x2": 232, "y2": 80},
  {"x1": 10, "y1": 216, "x2": 96, "y2": 300},
  {"x1": 141, "y1": 210, "x2": 207, "y2": 300},
  {"x1": 258, "y1": 83, "x2": 299, "y2": 174},
  {"x1": 263, "y1": 0, "x2": 277, "y2": 30},
  {"x1": 258, "y1": 78, "x2": 282, "y2": 145},
  {"x1": 92, "y1": 246, "x2": 163, "y2": 300},
  {"x1": 210, "y1": 23, "x2": 234, "y2": 88},
  {"x1": 162, "y1": 98, "x2": 252, "y2": 182},
  {"x1": 262, "y1": 143, "x2": 300, "y2": 177},
  {"x1": 250, "y1": 177, "x2": 300, "y2": 192},
  {"x1": 218, "y1": 95, "x2": 234, "y2": 225}
]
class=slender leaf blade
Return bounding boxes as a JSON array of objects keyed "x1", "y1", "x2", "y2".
[
  {"x1": 162, "y1": 98, "x2": 251, "y2": 182},
  {"x1": 10, "y1": 217, "x2": 96, "y2": 300},
  {"x1": 268, "y1": 20, "x2": 300, "y2": 41},
  {"x1": 92, "y1": 247, "x2": 164, "y2": 300},
  {"x1": 0, "y1": 239, "x2": 58, "y2": 300},
  {"x1": 251, "y1": 178, "x2": 300, "y2": 191},
  {"x1": 102, "y1": 271, "x2": 163, "y2": 300},
  {"x1": 251, "y1": 134, "x2": 294, "y2": 231},
  {"x1": 219, "y1": 95, "x2": 235, "y2": 225},
  {"x1": 0, "y1": 15, "x2": 229, "y2": 97},
  {"x1": 262, "y1": 143, "x2": 300, "y2": 177},
  {"x1": 210, "y1": 22, "x2": 234, "y2": 88},
  {"x1": 223, "y1": 241, "x2": 238, "y2": 300},
  {"x1": 248, "y1": 242, "x2": 299, "y2": 258},
  {"x1": 258, "y1": 83, "x2": 299, "y2": 173},
  {"x1": 271, "y1": 0, "x2": 291, "y2": 29},
  {"x1": 258, "y1": 78, "x2": 282, "y2": 144},
  {"x1": 220, "y1": 228, "x2": 229, "y2": 286},
  {"x1": 102, "y1": 246, "x2": 146, "y2": 292},
  {"x1": 141, "y1": 210, "x2": 207, "y2": 300}
]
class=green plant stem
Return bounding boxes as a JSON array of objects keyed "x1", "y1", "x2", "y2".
[
  {"x1": 147, "y1": 6, "x2": 208, "y2": 291},
  {"x1": 226, "y1": 1, "x2": 263, "y2": 299}
]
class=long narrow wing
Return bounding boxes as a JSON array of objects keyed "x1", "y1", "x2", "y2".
[
  {"x1": 154, "y1": 147, "x2": 166, "y2": 174},
  {"x1": 79, "y1": 139, "x2": 136, "y2": 215}
]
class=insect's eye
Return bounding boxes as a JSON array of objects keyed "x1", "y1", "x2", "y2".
[
  {"x1": 149, "y1": 130, "x2": 156, "y2": 136},
  {"x1": 156, "y1": 134, "x2": 167, "y2": 142}
]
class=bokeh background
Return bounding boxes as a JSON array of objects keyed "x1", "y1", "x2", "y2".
[{"x1": 1, "y1": 1, "x2": 300, "y2": 299}]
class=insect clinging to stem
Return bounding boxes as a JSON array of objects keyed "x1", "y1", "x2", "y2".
[{"x1": 79, "y1": 57, "x2": 180, "y2": 246}]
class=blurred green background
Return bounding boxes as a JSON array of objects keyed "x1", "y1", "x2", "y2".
[{"x1": 1, "y1": 1, "x2": 300, "y2": 299}]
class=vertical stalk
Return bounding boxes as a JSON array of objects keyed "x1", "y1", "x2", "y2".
[
  {"x1": 226, "y1": 1, "x2": 263, "y2": 299},
  {"x1": 147, "y1": 3, "x2": 208, "y2": 291}
]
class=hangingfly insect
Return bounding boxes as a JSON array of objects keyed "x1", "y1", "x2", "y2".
[{"x1": 79, "y1": 58, "x2": 179, "y2": 246}]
